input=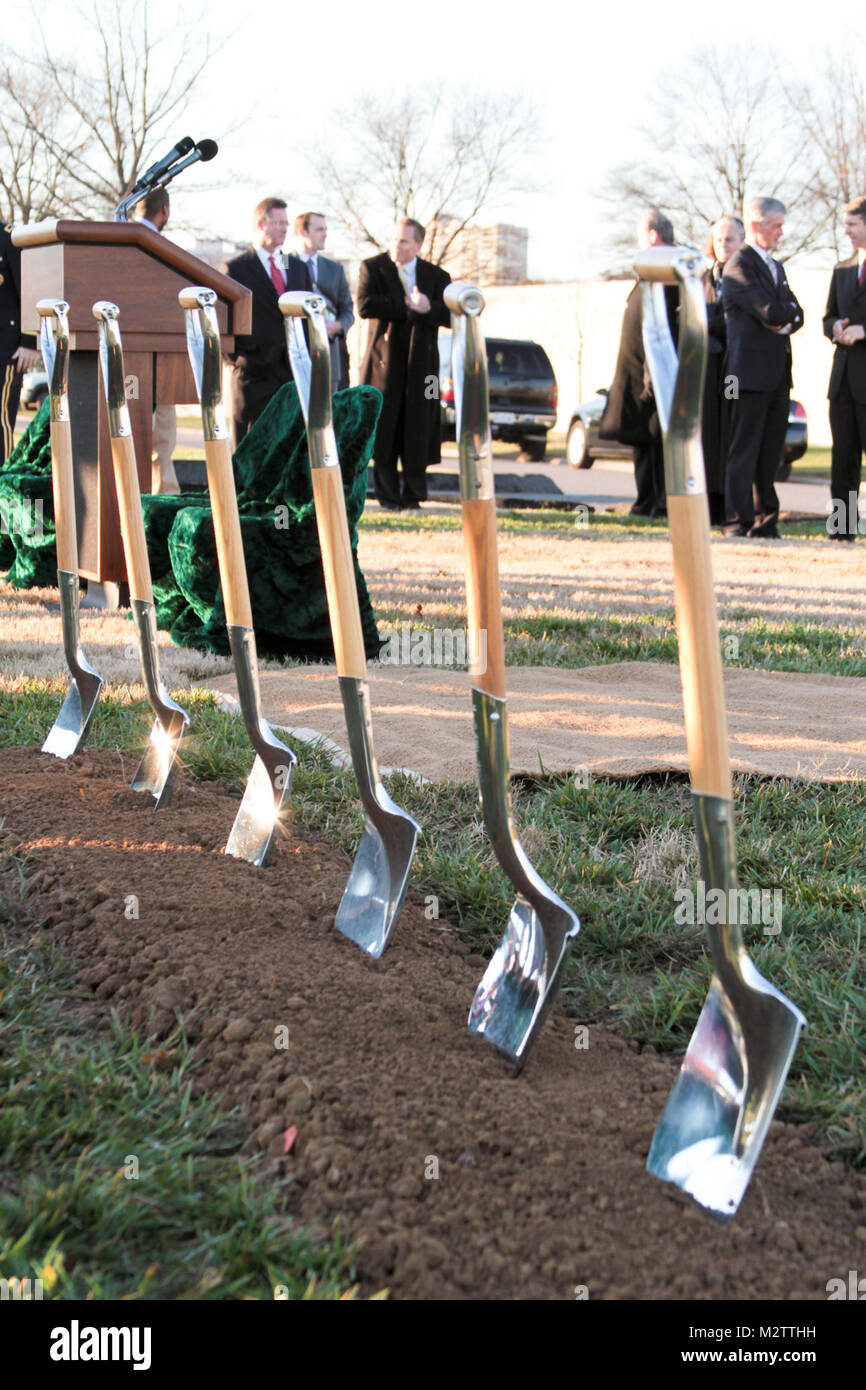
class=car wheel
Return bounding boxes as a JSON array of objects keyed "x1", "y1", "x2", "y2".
[
  {"x1": 775, "y1": 455, "x2": 792, "y2": 483},
  {"x1": 517, "y1": 436, "x2": 547, "y2": 462},
  {"x1": 566, "y1": 418, "x2": 592, "y2": 468}
]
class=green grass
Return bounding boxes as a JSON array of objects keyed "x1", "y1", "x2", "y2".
[
  {"x1": 0, "y1": 666, "x2": 863, "y2": 1300},
  {"x1": 790, "y1": 447, "x2": 831, "y2": 480},
  {"x1": 2, "y1": 683, "x2": 861, "y2": 1172},
  {"x1": 0, "y1": 849, "x2": 362, "y2": 1301},
  {"x1": 369, "y1": 607, "x2": 866, "y2": 677}
]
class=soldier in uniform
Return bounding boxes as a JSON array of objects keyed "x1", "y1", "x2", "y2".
[{"x1": 0, "y1": 221, "x2": 38, "y2": 465}]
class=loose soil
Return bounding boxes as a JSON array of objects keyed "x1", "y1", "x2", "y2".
[{"x1": 3, "y1": 746, "x2": 863, "y2": 1301}]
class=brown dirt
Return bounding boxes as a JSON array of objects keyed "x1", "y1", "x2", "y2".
[{"x1": 3, "y1": 744, "x2": 863, "y2": 1301}]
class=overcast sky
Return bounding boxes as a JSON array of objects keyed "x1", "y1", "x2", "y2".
[{"x1": 20, "y1": 0, "x2": 863, "y2": 277}]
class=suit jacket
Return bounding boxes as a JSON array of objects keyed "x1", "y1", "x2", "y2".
[
  {"x1": 305, "y1": 253, "x2": 354, "y2": 392},
  {"x1": 722, "y1": 244, "x2": 803, "y2": 393},
  {"x1": 0, "y1": 223, "x2": 36, "y2": 363},
  {"x1": 223, "y1": 247, "x2": 308, "y2": 378},
  {"x1": 823, "y1": 256, "x2": 866, "y2": 404},
  {"x1": 599, "y1": 280, "x2": 678, "y2": 445},
  {"x1": 357, "y1": 251, "x2": 451, "y2": 467}
]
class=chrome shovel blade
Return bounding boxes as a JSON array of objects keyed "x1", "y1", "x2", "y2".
[
  {"x1": 468, "y1": 897, "x2": 575, "y2": 1072},
  {"x1": 128, "y1": 597, "x2": 189, "y2": 808},
  {"x1": 467, "y1": 688, "x2": 579, "y2": 1074},
  {"x1": 42, "y1": 570, "x2": 104, "y2": 758},
  {"x1": 333, "y1": 675, "x2": 420, "y2": 958},
  {"x1": 226, "y1": 750, "x2": 293, "y2": 867},
  {"x1": 647, "y1": 969, "x2": 805, "y2": 1219},
  {"x1": 225, "y1": 624, "x2": 296, "y2": 867}
]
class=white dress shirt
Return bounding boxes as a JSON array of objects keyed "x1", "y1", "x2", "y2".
[
  {"x1": 396, "y1": 255, "x2": 417, "y2": 295},
  {"x1": 256, "y1": 245, "x2": 286, "y2": 287},
  {"x1": 299, "y1": 252, "x2": 319, "y2": 287}
]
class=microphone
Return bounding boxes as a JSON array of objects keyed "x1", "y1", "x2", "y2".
[
  {"x1": 133, "y1": 136, "x2": 195, "y2": 194},
  {"x1": 160, "y1": 138, "x2": 219, "y2": 184}
]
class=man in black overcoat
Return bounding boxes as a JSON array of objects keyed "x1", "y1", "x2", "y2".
[
  {"x1": 224, "y1": 198, "x2": 309, "y2": 447},
  {"x1": 357, "y1": 217, "x2": 451, "y2": 509},
  {"x1": 721, "y1": 196, "x2": 803, "y2": 538},
  {"x1": 823, "y1": 194, "x2": 866, "y2": 541},
  {"x1": 599, "y1": 209, "x2": 677, "y2": 517},
  {"x1": 0, "y1": 221, "x2": 38, "y2": 465}
]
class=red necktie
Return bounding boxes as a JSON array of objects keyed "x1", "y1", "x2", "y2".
[
  {"x1": 269, "y1": 254, "x2": 285, "y2": 293},
  {"x1": 859, "y1": 260, "x2": 866, "y2": 288}
]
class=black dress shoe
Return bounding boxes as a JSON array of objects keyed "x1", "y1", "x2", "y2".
[
  {"x1": 722, "y1": 524, "x2": 749, "y2": 537},
  {"x1": 378, "y1": 502, "x2": 402, "y2": 512}
]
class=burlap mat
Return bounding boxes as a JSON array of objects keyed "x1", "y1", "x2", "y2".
[{"x1": 202, "y1": 662, "x2": 866, "y2": 784}]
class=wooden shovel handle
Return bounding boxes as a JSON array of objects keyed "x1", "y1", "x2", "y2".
[
  {"x1": 667, "y1": 493, "x2": 732, "y2": 799},
  {"x1": 461, "y1": 496, "x2": 507, "y2": 700},
  {"x1": 49, "y1": 419, "x2": 78, "y2": 574},
  {"x1": 311, "y1": 468, "x2": 366, "y2": 679},
  {"x1": 204, "y1": 438, "x2": 252, "y2": 629},
  {"x1": 110, "y1": 432, "x2": 152, "y2": 604}
]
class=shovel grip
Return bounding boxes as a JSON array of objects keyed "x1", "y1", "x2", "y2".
[
  {"x1": 668, "y1": 493, "x2": 732, "y2": 800},
  {"x1": 110, "y1": 432, "x2": 153, "y2": 604},
  {"x1": 49, "y1": 420, "x2": 78, "y2": 574},
  {"x1": 461, "y1": 497, "x2": 507, "y2": 699},
  {"x1": 311, "y1": 468, "x2": 366, "y2": 679},
  {"x1": 204, "y1": 438, "x2": 253, "y2": 629}
]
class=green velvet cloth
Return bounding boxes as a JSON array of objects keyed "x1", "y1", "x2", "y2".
[
  {"x1": 1, "y1": 383, "x2": 383, "y2": 662},
  {"x1": 0, "y1": 398, "x2": 57, "y2": 587}
]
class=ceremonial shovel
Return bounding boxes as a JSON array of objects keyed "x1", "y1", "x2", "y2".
[
  {"x1": 37, "y1": 299, "x2": 104, "y2": 757},
  {"x1": 279, "y1": 290, "x2": 419, "y2": 956},
  {"x1": 447, "y1": 282, "x2": 579, "y2": 1073},
  {"x1": 179, "y1": 287, "x2": 295, "y2": 867},
  {"x1": 636, "y1": 246, "x2": 806, "y2": 1218},
  {"x1": 92, "y1": 302, "x2": 189, "y2": 807}
]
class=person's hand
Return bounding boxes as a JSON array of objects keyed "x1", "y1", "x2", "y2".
[
  {"x1": 408, "y1": 287, "x2": 431, "y2": 314},
  {"x1": 833, "y1": 317, "x2": 850, "y2": 343},
  {"x1": 325, "y1": 321, "x2": 342, "y2": 340},
  {"x1": 840, "y1": 323, "x2": 865, "y2": 346},
  {"x1": 12, "y1": 345, "x2": 38, "y2": 371}
]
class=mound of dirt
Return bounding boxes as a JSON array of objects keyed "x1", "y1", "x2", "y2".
[{"x1": 3, "y1": 745, "x2": 863, "y2": 1301}]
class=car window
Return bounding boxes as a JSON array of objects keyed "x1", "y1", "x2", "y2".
[{"x1": 488, "y1": 341, "x2": 552, "y2": 378}]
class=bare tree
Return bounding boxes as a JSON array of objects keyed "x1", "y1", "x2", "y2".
[
  {"x1": 599, "y1": 45, "x2": 829, "y2": 265},
  {"x1": 0, "y1": 0, "x2": 222, "y2": 223},
  {"x1": 313, "y1": 86, "x2": 542, "y2": 265},
  {"x1": 779, "y1": 50, "x2": 866, "y2": 258}
]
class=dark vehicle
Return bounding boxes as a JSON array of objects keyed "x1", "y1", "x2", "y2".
[
  {"x1": 565, "y1": 389, "x2": 808, "y2": 481},
  {"x1": 439, "y1": 331, "x2": 558, "y2": 461},
  {"x1": 20, "y1": 369, "x2": 48, "y2": 410}
]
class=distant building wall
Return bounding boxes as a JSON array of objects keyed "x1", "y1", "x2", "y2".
[{"x1": 465, "y1": 268, "x2": 838, "y2": 444}]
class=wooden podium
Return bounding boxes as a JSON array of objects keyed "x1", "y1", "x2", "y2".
[{"x1": 13, "y1": 219, "x2": 252, "y2": 584}]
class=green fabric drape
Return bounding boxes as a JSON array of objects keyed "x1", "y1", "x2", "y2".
[{"x1": 1, "y1": 383, "x2": 382, "y2": 661}]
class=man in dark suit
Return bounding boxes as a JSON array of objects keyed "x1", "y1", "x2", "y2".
[
  {"x1": 823, "y1": 194, "x2": 866, "y2": 541},
  {"x1": 721, "y1": 196, "x2": 804, "y2": 538},
  {"x1": 223, "y1": 198, "x2": 308, "y2": 446},
  {"x1": 357, "y1": 216, "x2": 451, "y2": 509},
  {"x1": 293, "y1": 212, "x2": 354, "y2": 392},
  {"x1": 0, "y1": 221, "x2": 38, "y2": 465},
  {"x1": 599, "y1": 208, "x2": 676, "y2": 517}
]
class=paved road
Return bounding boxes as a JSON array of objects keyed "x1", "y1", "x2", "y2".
[{"x1": 20, "y1": 412, "x2": 830, "y2": 519}]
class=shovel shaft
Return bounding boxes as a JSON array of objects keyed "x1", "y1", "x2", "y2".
[
  {"x1": 668, "y1": 493, "x2": 731, "y2": 800},
  {"x1": 204, "y1": 437, "x2": 253, "y2": 629},
  {"x1": 461, "y1": 497, "x2": 507, "y2": 700},
  {"x1": 310, "y1": 467, "x2": 366, "y2": 679},
  {"x1": 110, "y1": 432, "x2": 153, "y2": 604},
  {"x1": 49, "y1": 419, "x2": 78, "y2": 574}
]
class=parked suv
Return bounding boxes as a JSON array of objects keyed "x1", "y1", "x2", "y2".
[{"x1": 439, "y1": 331, "x2": 558, "y2": 461}]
